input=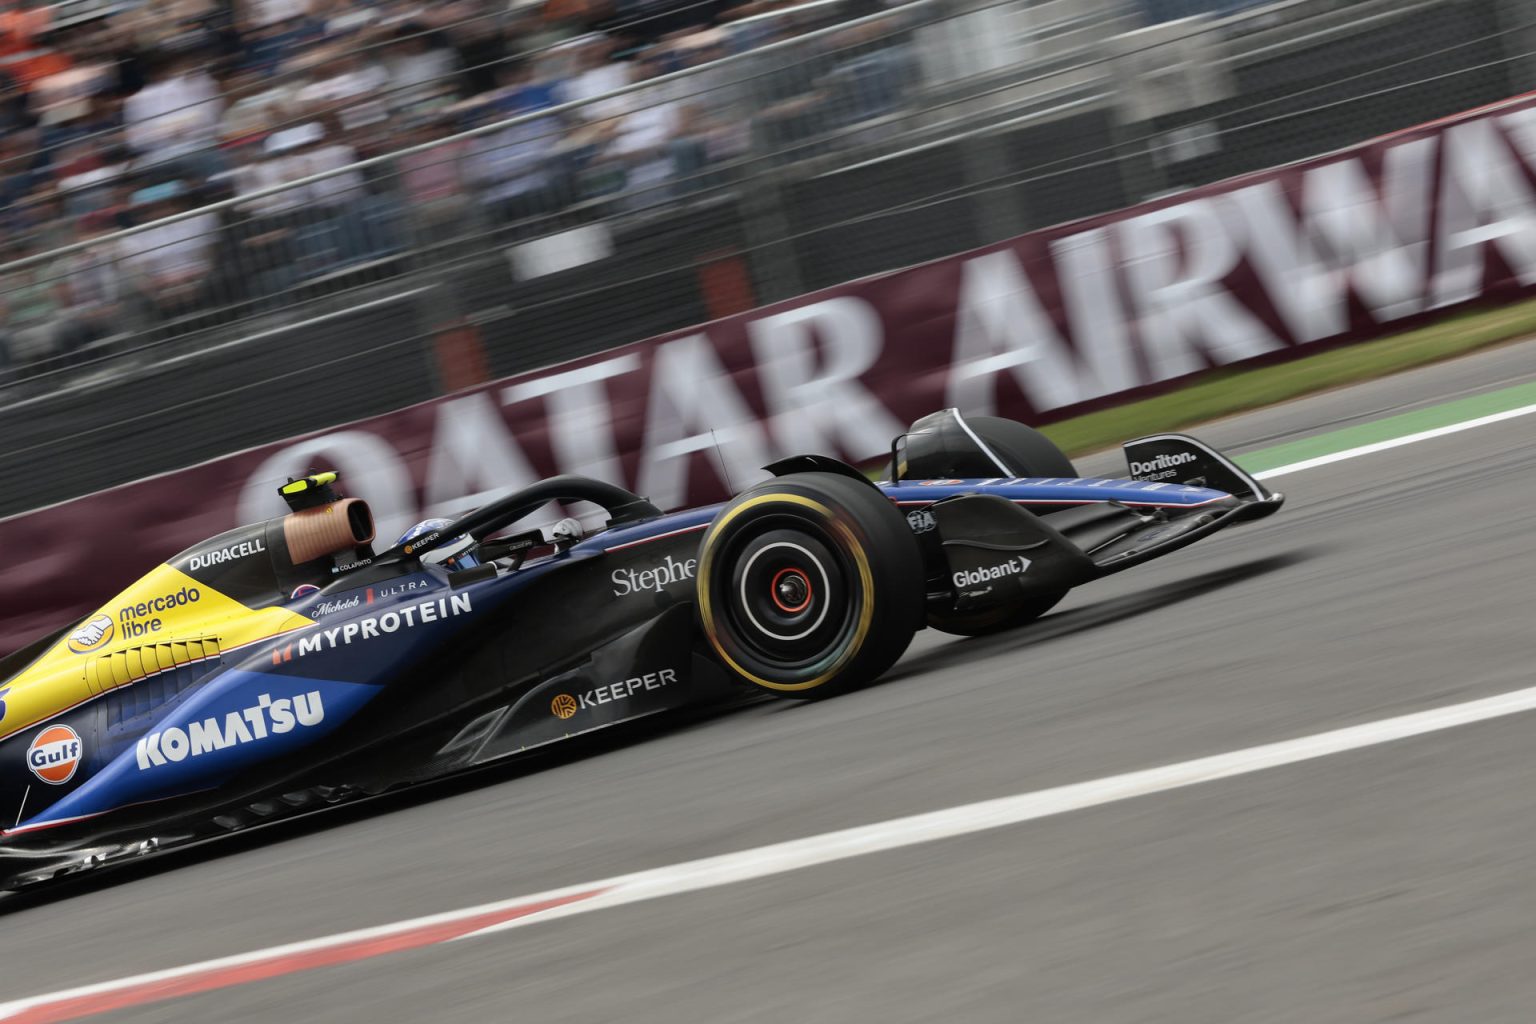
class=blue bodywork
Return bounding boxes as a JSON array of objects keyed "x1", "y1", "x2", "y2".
[{"x1": 0, "y1": 471, "x2": 1244, "y2": 846}]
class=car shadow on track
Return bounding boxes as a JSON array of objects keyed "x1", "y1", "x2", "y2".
[
  {"x1": 0, "y1": 701, "x2": 752, "y2": 913},
  {"x1": 879, "y1": 548, "x2": 1323, "y2": 688}
]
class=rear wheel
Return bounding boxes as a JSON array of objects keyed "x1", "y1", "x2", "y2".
[{"x1": 696, "y1": 473, "x2": 923, "y2": 698}]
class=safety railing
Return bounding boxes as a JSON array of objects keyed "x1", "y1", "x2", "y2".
[{"x1": 0, "y1": 0, "x2": 1527, "y2": 421}]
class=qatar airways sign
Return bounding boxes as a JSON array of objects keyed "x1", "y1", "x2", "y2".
[
  {"x1": 244, "y1": 102, "x2": 1536, "y2": 540},
  {"x1": 3, "y1": 94, "x2": 1536, "y2": 655}
]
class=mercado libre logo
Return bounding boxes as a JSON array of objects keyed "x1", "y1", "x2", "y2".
[
  {"x1": 67, "y1": 613, "x2": 115, "y2": 654},
  {"x1": 550, "y1": 694, "x2": 578, "y2": 720},
  {"x1": 28, "y1": 725, "x2": 83, "y2": 785}
]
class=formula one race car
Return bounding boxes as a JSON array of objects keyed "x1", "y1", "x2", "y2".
[{"x1": 0, "y1": 410, "x2": 1281, "y2": 889}]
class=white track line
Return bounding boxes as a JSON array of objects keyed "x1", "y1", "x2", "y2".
[
  {"x1": 1248, "y1": 401, "x2": 1536, "y2": 479},
  {"x1": 3, "y1": 400, "x2": 1533, "y2": 1023}
]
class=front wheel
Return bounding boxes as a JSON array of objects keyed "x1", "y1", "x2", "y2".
[{"x1": 696, "y1": 472, "x2": 924, "y2": 698}]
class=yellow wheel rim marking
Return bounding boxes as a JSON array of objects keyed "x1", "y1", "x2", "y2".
[{"x1": 697, "y1": 493, "x2": 876, "y2": 692}]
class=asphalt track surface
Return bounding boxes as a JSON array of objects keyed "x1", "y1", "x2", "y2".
[{"x1": 3, "y1": 341, "x2": 1535, "y2": 1023}]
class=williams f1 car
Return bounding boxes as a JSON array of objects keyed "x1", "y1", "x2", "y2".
[{"x1": 0, "y1": 410, "x2": 1281, "y2": 889}]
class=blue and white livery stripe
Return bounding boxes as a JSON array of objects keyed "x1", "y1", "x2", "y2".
[{"x1": 880, "y1": 477, "x2": 1231, "y2": 508}]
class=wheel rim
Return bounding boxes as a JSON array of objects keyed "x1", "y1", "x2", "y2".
[
  {"x1": 726, "y1": 528, "x2": 850, "y2": 664},
  {"x1": 717, "y1": 521, "x2": 860, "y2": 673},
  {"x1": 770, "y1": 567, "x2": 812, "y2": 614},
  {"x1": 698, "y1": 492, "x2": 880, "y2": 692}
]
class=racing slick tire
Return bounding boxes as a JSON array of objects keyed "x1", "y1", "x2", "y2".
[
  {"x1": 696, "y1": 472, "x2": 924, "y2": 698},
  {"x1": 926, "y1": 589, "x2": 1067, "y2": 636},
  {"x1": 967, "y1": 416, "x2": 1078, "y2": 479}
]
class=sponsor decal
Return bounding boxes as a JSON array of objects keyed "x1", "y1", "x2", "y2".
[
  {"x1": 1129, "y1": 452, "x2": 1198, "y2": 480},
  {"x1": 906, "y1": 508, "x2": 937, "y2": 533},
  {"x1": 291, "y1": 584, "x2": 321, "y2": 599},
  {"x1": 293, "y1": 593, "x2": 474, "y2": 657},
  {"x1": 402, "y1": 531, "x2": 442, "y2": 556},
  {"x1": 136, "y1": 691, "x2": 324, "y2": 770},
  {"x1": 118, "y1": 586, "x2": 201, "y2": 640},
  {"x1": 373, "y1": 579, "x2": 433, "y2": 599},
  {"x1": 68, "y1": 613, "x2": 115, "y2": 653},
  {"x1": 611, "y1": 554, "x2": 697, "y2": 597},
  {"x1": 0, "y1": 686, "x2": 7, "y2": 723},
  {"x1": 311, "y1": 595, "x2": 362, "y2": 617},
  {"x1": 952, "y1": 557, "x2": 1030, "y2": 589},
  {"x1": 918, "y1": 479, "x2": 964, "y2": 486},
  {"x1": 553, "y1": 669, "x2": 678, "y2": 717},
  {"x1": 28, "y1": 725, "x2": 83, "y2": 785},
  {"x1": 188, "y1": 538, "x2": 267, "y2": 572}
]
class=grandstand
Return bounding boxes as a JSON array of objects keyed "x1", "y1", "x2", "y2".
[{"x1": 0, "y1": 0, "x2": 1528, "y2": 512}]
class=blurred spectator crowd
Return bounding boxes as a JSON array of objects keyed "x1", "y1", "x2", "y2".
[{"x1": 0, "y1": 0, "x2": 919, "y2": 379}]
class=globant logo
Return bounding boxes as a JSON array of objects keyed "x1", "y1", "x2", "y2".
[
  {"x1": 952, "y1": 557, "x2": 1030, "y2": 589},
  {"x1": 611, "y1": 554, "x2": 697, "y2": 597},
  {"x1": 1130, "y1": 452, "x2": 1198, "y2": 478},
  {"x1": 137, "y1": 691, "x2": 324, "y2": 770}
]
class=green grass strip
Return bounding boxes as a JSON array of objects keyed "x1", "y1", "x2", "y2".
[
  {"x1": 1039, "y1": 298, "x2": 1536, "y2": 457},
  {"x1": 1235, "y1": 377, "x2": 1536, "y2": 473}
]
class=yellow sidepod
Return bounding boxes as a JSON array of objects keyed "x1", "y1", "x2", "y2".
[{"x1": 0, "y1": 565, "x2": 314, "y2": 743}]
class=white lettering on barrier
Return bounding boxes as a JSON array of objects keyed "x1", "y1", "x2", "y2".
[
  {"x1": 635, "y1": 333, "x2": 772, "y2": 510},
  {"x1": 947, "y1": 249, "x2": 1094, "y2": 415},
  {"x1": 1229, "y1": 179, "x2": 1348, "y2": 344},
  {"x1": 748, "y1": 297, "x2": 904, "y2": 459},
  {"x1": 1053, "y1": 227, "x2": 1137, "y2": 396},
  {"x1": 1119, "y1": 197, "x2": 1285, "y2": 382},
  {"x1": 423, "y1": 393, "x2": 542, "y2": 523},
  {"x1": 1300, "y1": 139, "x2": 1435, "y2": 324},
  {"x1": 503, "y1": 354, "x2": 640, "y2": 484},
  {"x1": 1431, "y1": 116, "x2": 1536, "y2": 308}
]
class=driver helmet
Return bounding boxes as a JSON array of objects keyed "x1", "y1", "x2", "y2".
[{"x1": 394, "y1": 517, "x2": 481, "y2": 572}]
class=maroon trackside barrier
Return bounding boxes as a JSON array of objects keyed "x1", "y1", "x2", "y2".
[{"x1": 8, "y1": 91, "x2": 1536, "y2": 654}]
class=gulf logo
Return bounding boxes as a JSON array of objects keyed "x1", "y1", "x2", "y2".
[
  {"x1": 27, "y1": 724, "x2": 83, "y2": 785},
  {"x1": 67, "y1": 613, "x2": 115, "y2": 654}
]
